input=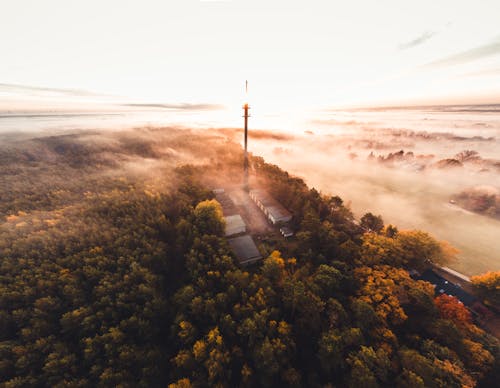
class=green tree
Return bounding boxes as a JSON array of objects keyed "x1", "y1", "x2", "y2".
[{"x1": 360, "y1": 213, "x2": 384, "y2": 233}]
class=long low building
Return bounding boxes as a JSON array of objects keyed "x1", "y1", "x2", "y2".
[
  {"x1": 441, "y1": 266, "x2": 471, "y2": 283},
  {"x1": 249, "y1": 189, "x2": 292, "y2": 224},
  {"x1": 228, "y1": 235, "x2": 262, "y2": 265},
  {"x1": 418, "y1": 269, "x2": 477, "y2": 306}
]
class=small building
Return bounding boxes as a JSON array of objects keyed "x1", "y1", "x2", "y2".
[
  {"x1": 280, "y1": 226, "x2": 294, "y2": 238},
  {"x1": 214, "y1": 190, "x2": 238, "y2": 216},
  {"x1": 419, "y1": 269, "x2": 477, "y2": 307},
  {"x1": 228, "y1": 235, "x2": 262, "y2": 265},
  {"x1": 224, "y1": 214, "x2": 246, "y2": 237},
  {"x1": 249, "y1": 189, "x2": 292, "y2": 224}
]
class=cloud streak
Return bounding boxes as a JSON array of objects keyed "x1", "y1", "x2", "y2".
[
  {"x1": 421, "y1": 37, "x2": 500, "y2": 69},
  {"x1": 459, "y1": 67, "x2": 500, "y2": 78},
  {"x1": 0, "y1": 83, "x2": 96, "y2": 97},
  {"x1": 123, "y1": 103, "x2": 224, "y2": 111},
  {"x1": 399, "y1": 31, "x2": 436, "y2": 50}
]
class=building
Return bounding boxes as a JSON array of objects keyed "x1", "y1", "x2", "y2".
[
  {"x1": 249, "y1": 189, "x2": 292, "y2": 224},
  {"x1": 213, "y1": 188, "x2": 262, "y2": 264},
  {"x1": 228, "y1": 235, "x2": 262, "y2": 265},
  {"x1": 280, "y1": 226, "x2": 294, "y2": 238},
  {"x1": 213, "y1": 189, "x2": 238, "y2": 216},
  {"x1": 418, "y1": 269, "x2": 477, "y2": 307},
  {"x1": 441, "y1": 266, "x2": 471, "y2": 283},
  {"x1": 224, "y1": 214, "x2": 246, "y2": 237}
]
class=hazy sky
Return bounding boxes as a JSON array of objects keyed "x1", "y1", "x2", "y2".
[{"x1": 1, "y1": 0, "x2": 500, "y2": 111}]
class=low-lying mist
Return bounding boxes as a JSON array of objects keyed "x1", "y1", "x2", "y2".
[
  {"x1": 0, "y1": 126, "x2": 238, "y2": 226},
  {"x1": 239, "y1": 107, "x2": 500, "y2": 276},
  {"x1": 1, "y1": 105, "x2": 499, "y2": 276}
]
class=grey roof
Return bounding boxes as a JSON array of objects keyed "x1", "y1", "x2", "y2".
[
  {"x1": 267, "y1": 205, "x2": 292, "y2": 222},
  {"x1": 441, "y1": 266, "x2": 471, "y2": 282},
  {"x1": 215, "y1": 192, "x2": 238, "y2": 216},
  {"x1": 224, "y1": 214, "x2": 246, "y2": 236},
  {"x1": 249, "y1": 189, "x2": 277, "y2": 208},
  {"x1": 249, "y1": 189, "x2": 292, "y2": 222},
  {"x1": 419, "y1": 269, "x2": 477, "y2": 306},
  {"x1": 228, "y1": 235, "x2": 262, "y2": 264}
]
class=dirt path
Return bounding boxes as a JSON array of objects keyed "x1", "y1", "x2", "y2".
[{"x1": 227, "y1": 189, "x2": 273, "y2": 235}]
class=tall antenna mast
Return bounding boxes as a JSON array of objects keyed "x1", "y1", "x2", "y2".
[{"x1": 243, "y1": 80, "x2": 249, "y2": 190}]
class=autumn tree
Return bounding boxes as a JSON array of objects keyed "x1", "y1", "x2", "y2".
[
  {"x1": 193, "y1": 199, "x2": 225, "y2": 236},
  {"x1": 360, "y1": 232, "x2": 403, "y2": 266},
  {"x1": 397, "y1": 230, "x2": 456, "y2": 270},
  {"x1": 360, "y1": 230, "x2": 457, "y2": 270},
  {"x1": 360, "y1": 213, "x2": 384, "y2": 233},
  {"x1": 354, "y1": 265, "x2": 433, "y2": 327},
  {"x1": 434, "y1": 294, "x2": 472, "y2": 325},
  {"x1": 471, "y1": 271, "x2": 500, "y2": 308}
]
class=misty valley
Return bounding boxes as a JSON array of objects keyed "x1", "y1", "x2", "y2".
[{"x1": 243, "y1": 106, "x2": 500, "y2": 276}]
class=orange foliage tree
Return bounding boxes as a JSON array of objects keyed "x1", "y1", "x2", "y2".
[{"x1": 434, "y1": 294, "x2": 472, "y2": 325}]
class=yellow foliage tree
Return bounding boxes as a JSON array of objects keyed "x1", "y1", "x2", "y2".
[
  {"x1": 168, "y1": 378, "x2": 192, "y2": 388},
  {"x1": 354, "y1": 265, "x2": 433, "y2": 326},
  {"x1": 193, "y1": 199, "x2": 225, "y2": 236},
  {"x1": 471, "y1": 271, "x2": 500, "y2": 307}
]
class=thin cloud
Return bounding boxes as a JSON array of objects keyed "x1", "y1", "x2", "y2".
[
  {"x1": 459, "y1": 67, "x2": 500, "y2": 78},
  {"x1": 123, "y1": 103, "x2": 224, "y2": 111},
  {"x1": 0, "y1": 83, "x2": 96, "y2": 97},
  {"x1": 399, "y1": 31, "x2": 436, "y2": 50},
  {"x1": 421, "y1": 37, "x2": 500, "y2": 69}
]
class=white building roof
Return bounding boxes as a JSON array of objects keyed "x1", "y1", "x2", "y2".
[
  {"x1": 249, "y1": 189, "x2": 292, "y2": 223},
  {"x1": 267, "y1": 205, "x2": 292, "y2": 223}
]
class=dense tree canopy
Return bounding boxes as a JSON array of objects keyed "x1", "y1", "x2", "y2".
[{"x1": 0, "y1": 129, "x2": 498, "y2": 387}]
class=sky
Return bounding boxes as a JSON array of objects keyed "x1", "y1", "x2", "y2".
[{"x1": 1, "y1": 0, "x2": 500, "y2": 114}]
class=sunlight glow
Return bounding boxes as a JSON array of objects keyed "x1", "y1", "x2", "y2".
[{"x1": 1, "y1": 0, "x2": 500, "y2": 119}]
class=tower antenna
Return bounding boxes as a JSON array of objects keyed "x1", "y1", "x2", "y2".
[{"x1": 243, "y1": 80, "x2": 249, "y2": 190}]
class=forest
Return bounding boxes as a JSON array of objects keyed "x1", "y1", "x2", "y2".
[{"x1": 0, "y1": 127, "x2": 499, "y2": 387}]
